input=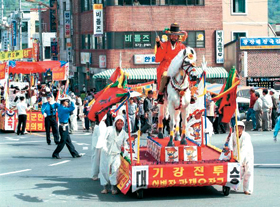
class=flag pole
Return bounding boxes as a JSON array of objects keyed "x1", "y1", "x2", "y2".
[
  {"x1": 137, "y1": 118, "x2": 141, "y2": 165},
  {"x1": 234, "y1": 109, "x2": 240, "y2": 162},
  {"x1": 29, "y1": 72, "x2": 32, "y2": 134},
  {"x1": 125, "y1": 99, "x2": 134, "y2": 165}
]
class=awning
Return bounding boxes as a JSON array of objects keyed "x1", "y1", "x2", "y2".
[
  {"x1": 92, "y1": 68, "x2": 157, "y2": 80},
  {"x1": 196, "y1": 67, "x2": 228, "y2": 79},
  {"x1": 92, "y1": 67, "x2": 228, "y2": 80}
]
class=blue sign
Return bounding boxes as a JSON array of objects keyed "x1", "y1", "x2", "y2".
[
  {"x1": 240, "y1": 37, "x2": 280, "y2": 49},
  {"x1": 12, "y1": 21, "x2": 17, "y2": 47}
]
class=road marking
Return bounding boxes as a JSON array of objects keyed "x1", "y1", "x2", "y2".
[
  {"x1": 31, "y1": 133, "x2": 45, "y2": 137},
  {"x1": 80, "y1": 153, "x2": 86, "y2": 156},
  {"x1": 75, "y1": 143, "x2": 90, "y2": 146},
  {"x1": 83, "y1": 147, "x2": 88, "y2": 150},
  {"x1": 0, "y1": 141, "x2": 45, "y2": 145},
  {"x1": 73, "y1": 133, "x2": 91, "y2": 136},
  {"x1": 0, "y1": 169, "x2": 31, "y2": 176},
  {"x1": 48, "y1": 160, "x2": 70, "y2": 166},
  {"x1": 254, "y1": 164, "x2": 280, "y2": 167},
  {"x1": 5, "y1": 137, "x2": 19, "y2": 141}
]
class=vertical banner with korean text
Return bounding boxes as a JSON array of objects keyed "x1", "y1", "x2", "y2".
[
  {"x1": 64, "y1": 11, "x2": 71, "y2": 38},
  {"x1": 51, "y1": 38, "x2": 58, "y2": 60},
  {"x1": 93, "y1": 4, "x2": 103, "y2": 36},
  {"x1": 215, "y1": 30, "x2": 224, "y2": 64},
  {"x1": 12, "y1": 20, "x2": 17, "y2": 47},
  {"x1": 50, "y1": 0, "x2": 57, "y2": 32},
  {"x1": 33, "y1": 41, "x2": 39, "y2": 62}
]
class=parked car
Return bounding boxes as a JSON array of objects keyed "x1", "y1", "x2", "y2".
[{"x1": 237, "y1": 97, "x2": 250, "y2": 121}]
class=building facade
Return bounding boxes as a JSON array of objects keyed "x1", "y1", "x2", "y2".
[
  {"x1": 72, "y1": 0, "x2": 225, "y2": 92},
  {"x1": 223, "y1": 0, "x2": 269, "y2": 44}
]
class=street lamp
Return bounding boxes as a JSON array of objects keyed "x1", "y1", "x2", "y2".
[{"x1": 25, "y1": 0, "x2": 59, "y2": 61}]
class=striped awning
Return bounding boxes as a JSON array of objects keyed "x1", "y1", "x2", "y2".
[
  {"x1": 92, "y1": 68, "x2": 156, "y2": 80},
  {"x1": 196, "y1": 67, "x2": 228, "y2": 79},
  {"x1": 92, "y1": 67, "x2": 228, "y2": 80}
]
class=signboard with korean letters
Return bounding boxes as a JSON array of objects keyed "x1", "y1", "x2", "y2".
[
  {"x1": 240, "y1": 37, "x2": 280, "y2": 50},
  {"x1": 215, "y1": 30, "x2": 224, "y2": 64},
  {"x1": 93, "y1": 4, "x2": 103, "y2": 36},
  {"x1": 134, "y1": 54, "x2": 159, "y2": 65},
  {"x1": 64, "y1": 11, "x2": 71, "y2": 38}
]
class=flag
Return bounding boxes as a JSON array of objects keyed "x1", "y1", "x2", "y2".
[
  {"x1": 212, "y1": 67, "x2": 240, "y2": 123},
  {"x1": 88, "y1": 68, "x2": 130, "y2": 122}
]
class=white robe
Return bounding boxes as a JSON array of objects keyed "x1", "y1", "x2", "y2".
[
  {"x1": 228, "y1": 131, "x2": 254, "y2": 194},
  {"x1": 91, "y1": 118, "x2": 107, "y2": 178},
  {"x1": 99, "y1": 122, "x2": 128, "y2": 186}
]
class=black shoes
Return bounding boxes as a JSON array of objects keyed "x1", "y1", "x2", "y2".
[
  {"x1": 48, "y1": 143, "x2": 51, "y2": 145},
  {"x1": 52, "y1": 155, "x2": 61, "y2": 159},
  {"x1": 72, "y1": 154, "x2": 82, "y2": 158}
]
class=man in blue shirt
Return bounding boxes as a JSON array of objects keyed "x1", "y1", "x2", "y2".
[
  {"x1": 41, "y1": 93, "x2": 60, "y2": 145},
  {"x1": 52, "y1": 95, "x2": 81, "y2": 159}
]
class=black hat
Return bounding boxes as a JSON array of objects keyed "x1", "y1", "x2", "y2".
[
  {"x1": 47, "y1": 93, "x2": 53, "y2": 98},
  {"x1": 148, "y1": 90, "x2": 153, "y2": 94},
  {"x1": 167, "y1": 23, "x2": 184, "y2": 35}
]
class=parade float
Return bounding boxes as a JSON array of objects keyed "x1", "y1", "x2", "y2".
[
  {"x1": 89, "y1": 61, "x2": 242, "y2": 198},
  {"x1": 0, "y1": 61, "x2": 69, "y2": 132}
]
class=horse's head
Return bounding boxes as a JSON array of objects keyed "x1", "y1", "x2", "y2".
[{"x1": 181, "y1": 47, "x2": 198, "y2": 82}]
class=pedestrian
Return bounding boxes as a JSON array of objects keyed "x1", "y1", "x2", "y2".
[
  {"x1": 16, "y1": 96, "x2": 29, "y2": 135},
  {"x1": 247, "y1": 88, "x2": 257, "y2": 130},
  {"x1": 273, "y1": 116, "x2": 280, "y2": 142},
  {"x1": 52, "y1": 95, "x2": 82, "y2": 159},
  {"x1": 228, "y1": 121, "x2": 254, "y2": 195},
  {"x1": 142, "y1": 90, "x2": 154, "y2": 136},
  {"x1": 270, "y1": 89, "x2": 277, "y2": 129},
  {"x1": 277, "y1": 95, "x2": 280, "y2": 116},
  {"x1": 83, "y1": 99, "x2": 90, "y2": 132},
  {"x1": 69, "y1": 92, "x2": 78, "y2": 133},
  {"x1": 99, "y1": 115, "x2": 128, "y2": 194},
  {"x1": 213, "y1": 108, "x2": 226, "y2": 134},
  {"x1": 91, "y1": 114, "x2": 107, "y2": 181},
  {"x1": 127, "y1": 97, "x2": 137, "y2": 133},
  {"x1": 261, "y1": 88, "x2": 273, "y2": 131},
  {"x1": 41, "y1": 93, "x2": 60, "y2": 145},
  {"x1": 253, "y1": 92, "x2": 263, "y2": 131},
  {"x1": 206, "y1": 94, "x2": 215, "y2": 123}
]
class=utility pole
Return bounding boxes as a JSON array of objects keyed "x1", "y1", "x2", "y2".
[
  {"x1": 38, "y1": 4, "x2": 43, "y2": 60},
  {"x1": 18, "y1": 0, "x2": 22, "y2": 50}
]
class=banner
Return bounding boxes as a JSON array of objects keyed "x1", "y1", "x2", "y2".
[
  {"x1": 53, "y1": 66, "x2": 66, "y2": 81},
  {"x1": 240, "y1": 37, "x2": 280, "y2": 50},
  {"x1": 215, "y1": 30, "x2": 224, "y2": 64},
  {"x1": 24, "y1": 111, "x2": 46, "y2": 131},
  {"x1": 128, "y1": 81, "x2": 155, "y2": 96},
  {"x1": 148, "y1": 163, "x2": 227, "y2": 188},
  {"x1": 0, "y1": 48, "x2": 32, "y2": 61},
  {"x1": 93, "y1": 4, "x2": 103, "y2": 36},
  {"x1": 117, "y1": 157, "x2": 131, "y2": 194},
  {"x1": 0, "y1": 63, "x2": 6, "y2": 80},
  {"x1": 32, "y1": 42, "x2": 39, "y2": 62}
]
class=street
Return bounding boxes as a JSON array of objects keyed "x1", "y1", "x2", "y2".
[{"x1": 0, "y1": 124, "x2": 280, "y2": 207}]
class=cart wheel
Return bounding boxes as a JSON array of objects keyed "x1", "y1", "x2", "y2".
[
  {"x1": 136, "y1": 189, "x2": 144, "y2": 199},
  {"x1": 222, "y1": 186, "x2": 230, "y2": 196}
]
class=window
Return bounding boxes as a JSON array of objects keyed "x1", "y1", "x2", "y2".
[
  {"x1": 35, "y1": 21, "x2": 39, "y2": 33},
  {"x1": 82, "y1": 34, "x2": 91, "y2": 49},
  {"x1": 93, "y1": 35, "x2": 106, "y2": 49},
  {"x1": 22, "y1": 22, "x2": 28, "y2": 33},
  {"x1": 106, "y1": 0, "x2": 204, "y2": 6},
  {"x1": 44, "y1": 46, "x2": 51, "y2": 59},
  {"x1": 232, "y1": 32, "x2": 247, "y2": 41},
  {"x1": 184, "y1": 31, "x2": 205, "y2": 48},
  {"x1": 232, "y1": 0, "x2": 246, "y2": 14},
  {"x1": 81, "y1": 0, "x2": 93, "y2": 12}
]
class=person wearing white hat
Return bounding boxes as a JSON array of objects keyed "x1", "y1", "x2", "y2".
[
  {"x1": 52, "y1": 95, "x2": 81, "y2": 159},
  {"x1": 228, "y1": 121, "x2": 254, "y2": 195},
  {"x1": 99, "y1": 115, "x2": 128, "y2": 195}
]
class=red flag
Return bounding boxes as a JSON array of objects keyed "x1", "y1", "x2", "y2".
[
  {"x1": 110, "y1": 67, "x2": 121, "y2": 82},
  {"x1": 87, "y1": 87, "x2": 129, "y2": 122}
]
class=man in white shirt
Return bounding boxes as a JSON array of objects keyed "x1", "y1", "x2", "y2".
[
  {"x1": 253, "y1": 92, "x2": 263, "y2": 131},
  {"x1": 261, "y1": 89, "x2": 273, "y2": 131},
  {"x1": 16, "y1": 96, "x2": 29, "y2": 135}
]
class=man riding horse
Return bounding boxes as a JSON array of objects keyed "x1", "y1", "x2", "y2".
[{"x1": 155, "y1": 23, "x2": 196, "y2": 104}]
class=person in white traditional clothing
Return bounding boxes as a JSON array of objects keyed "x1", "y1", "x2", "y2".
[
  {"x1": 99, "y1": 115, "x2": 128, "y2": 195},
  {"x1": 228, "y1": 121, "x2": 254, "y2": 195},
  {"x1": 69, "y1": 92, "x2": 78, "y2": 133},
  {"x1": 91, "y1": 114, "x2": 107, "y2": 181}
]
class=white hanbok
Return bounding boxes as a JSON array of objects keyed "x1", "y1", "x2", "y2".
[
  {"x1": 91, "y1": 115, "x2": 107, "y2": 178},
  {"x1": 228, "y1": 130, "x2": 254, "y2": 194},
  {"x1": 99, "y1": 116, "x2": 128, "y2": 186}
]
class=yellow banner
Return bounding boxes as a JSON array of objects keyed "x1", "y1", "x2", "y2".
[{"x1": 0, "y1": 49, "x2": 30, "y2": 61}]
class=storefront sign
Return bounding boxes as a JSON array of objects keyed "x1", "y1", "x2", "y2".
[
  {"x1": 125, "y1": 32, "x2": 152, "y2": 48},
  {"x1": 246, "y1": 76, "x2": 280, "y2": 88},
  {"x1": 215, "y1": 30, "x2": 224, "y2": 64},
  {"x1": 64, "y1": 11, "x2": 71, "y2": 38},
  {"x1": 66, "y1": 42, "x2": 72, "y2": 62},
  {"x1": 50, "y1": 0, "x2": 57, "y2": 32},
  {"x1": 240, "y1": 37, "x2": 280, "y2": 50},
  {"x1": 132, "y1": 166, "x2": 149, "y2": 192},
  {"x1": 148, "y1": 163, "x2": 227, "y2": 189},
  {"x1": 93, "y1": 4, "x2": 103, "y2": 36},
  {"x1": 81, "y1": 52, "x2": 91, "y2": 64},
  {"x1": 12, "y1": 20, "x2": 17, "y2": 47},
  {"x1": 3, "y1": 31, "x2": 9, "y2": 51},
  {"x1": 0, "y1": 48, "x2": 33, "y2": 61},
  {"x1": 99, "y1": 55, "x2": 106, "y2": 68},
  {"x1": 134, "y1": 54, "x2": 159, "y2": 65},
  {"x1": 51, "y1": 38, "x2": 58, "y2": 60}
]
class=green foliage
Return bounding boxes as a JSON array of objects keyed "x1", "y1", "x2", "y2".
[{"x1": 268, "y1": 0, "x2": 280, "y2": 24}]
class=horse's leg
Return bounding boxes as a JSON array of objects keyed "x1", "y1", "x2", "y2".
[
  {"x1": 180, "y1": 107, "x2": 188, "y2": 145},
  {"x1": 174, "y1": 114, "x2": 181, "y2": 141},
  {"x1": 167, "y1": 106, "x2": 179, "y2": 146},
  {"x1": 157, "y1": 103, "x2": 165, "y2": 139}
]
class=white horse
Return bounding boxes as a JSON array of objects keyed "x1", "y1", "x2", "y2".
[{"x1": 158, "y1": 47, "x2": 197, "y2": 146}]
